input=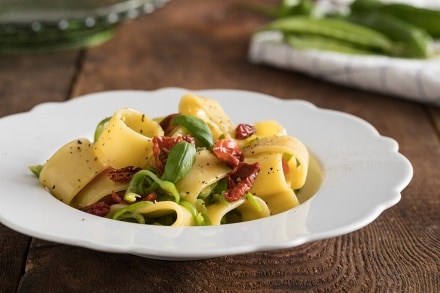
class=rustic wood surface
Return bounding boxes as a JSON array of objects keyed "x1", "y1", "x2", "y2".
[{"x1": 0, "y1": 1, "x2": 438, "y2": 292}]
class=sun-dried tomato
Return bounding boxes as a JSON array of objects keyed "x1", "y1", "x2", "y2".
[
  {"x1": 224, "y1": 162, "x2": 260, "y2": 201},
  {"x1": 159, "y1": 113, "x2": 179, "y2": 136},
  {"x1": 111, "y1": 191, "x2": 124, "y2": 203},
  {"x1": 235, "y1": 123, "x2": 256, "y2": 139},
  {"x1": 81, "y1": 202, "x2": 110, "y2": 217},
  {"x1": 153, "y1": 135, "x2": 195, "y2": 175},
  {"x1": 107, "y1": 166, "x2": 142, "y2": 183},
  {"x1": 212, "y1": 139, "x2": 243, "y2": 168},
  {"x1": 142, "y1": 192, "x2": 157, "y2": 202}
]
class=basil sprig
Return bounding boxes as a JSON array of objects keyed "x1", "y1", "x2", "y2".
[
  {"x1": 163, "y1": 141, "x2": 196, "y2": 183},
  {"x1": 171, "y1": 114, "x2": 214, "y2": 149}
]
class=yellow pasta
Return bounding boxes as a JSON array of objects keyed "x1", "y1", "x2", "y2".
[
  {"x1": 206, "y1": 196, "x2": 270, "y2": 225},
  {"x1": 243, "y1": 135, "x2": 309, "y2": 190},
  {"x1": 39, "y1": 138, "x2": 108, "y2": 204},
  {"x1": 175, "y1": 149, "x2": 231, "y2": 204},
  {"x1": 179, "y1": 93, "x2": 235, "y2": 139},
  {"x1": 94, "y1": 108, "x2": 163, "y2": 169},
  {"x1": 71, "y1": 171, "x2": 128, "y2": 209}
]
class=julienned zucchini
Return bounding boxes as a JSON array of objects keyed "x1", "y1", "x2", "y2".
[{"x1": 347, "y1": 12, "x2": 433, "y2": 58}]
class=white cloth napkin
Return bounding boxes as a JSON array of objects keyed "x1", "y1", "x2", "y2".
[
  {"x1": 248, "y1": 0, "x2": 440, "y2": 106},
  {"x1": 248, "y1": 31, "x2": 440, "y2": 106}
]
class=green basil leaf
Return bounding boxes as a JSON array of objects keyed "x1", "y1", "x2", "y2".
[
  {"x1": 163, "y1": 141, "x2": 196, "y2": 183},
  {"x1": 171, "y1": 114, "x2": 214, "y2": 149}
]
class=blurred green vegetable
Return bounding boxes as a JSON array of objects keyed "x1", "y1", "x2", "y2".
[
  {"x1": 238, "y1": 0, "x2": 315, "y2": 18},
  {"x1": 248, "y1": 0, "x2": 439, "y2": 59},
  {"x1": 262, "y1": 16, "x2": 393, "y2": 53},
  {"x1": 347, "y1": 11, "x2": 434, "y2": 58},
  {"x1": 284, "y1": 34, "x2": 375, "y2": 55},
  {"x1": 351, "y1": 0, "x2": 440, "y2": 38}
]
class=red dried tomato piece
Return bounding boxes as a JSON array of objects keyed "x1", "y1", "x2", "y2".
[
  {"x1": 159, "y1": 113, "x2": 179, "y2": 136},
  {"x1": 81, "y1": 202, "x2": 110, "y2": 217},
  {"x1": 108, "y1": 166, "x2": 142, "y2": 183},
  {"x1": 142, "y1": 192, "x2": 157, "y2": 202},
  {"x1": 153, "y1": 135, "x2": 195, "y2": 175},
  {"x1": 235, "y1": 123, "x2": 256, "y2": 139},
  {"x1": 224, "y1": 162, "x2": 260, "y2": 201},
  {"x1": 111, "y1": 191, "x2": 124, "y2": 203},
  {"x1": 212, "y1": 139, "x2": 243, "y2": 168}
]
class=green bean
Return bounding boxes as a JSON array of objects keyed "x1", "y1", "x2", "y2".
[
  {"x1": 347, "y1": 12, "x2": 433, "y2": 58},
  {"x1": 236, "y1": 0, "x2": 314, "y2": 18},
  {"x1": 351, "y1": 0, "x2": 440, "y2": 38},
  {"x1": 284, "y1": 34, "x2": 376, "y2": 55},
  {"x1": 262, "y1": 16, "x2": 393, "y2": 52}
]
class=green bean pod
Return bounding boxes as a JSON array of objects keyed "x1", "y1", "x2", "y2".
[
  {"x1": 284, "y1": 34, "x2": 377, "y2": 55},
  {"x1": 351, "y1": 0, "x2": 440, "y2": 38},
  {"x1": 262, "y1": 16, "x2": 393, "y2": 52},
  {"x1": 347, "y1": 12, "x2": 433, "y2": 58}
]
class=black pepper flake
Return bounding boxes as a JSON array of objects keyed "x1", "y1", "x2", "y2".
[
  {"x1": 77, "y1": 140, "x2": 83, "y2": 144},
  {"x1": 52, "y1": 185, "x2": 56, "y2": 189}
]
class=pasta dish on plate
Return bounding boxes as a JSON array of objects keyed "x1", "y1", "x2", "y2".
[{"x1": 29, "y1": 93, "x2": 320, "y2": 227}]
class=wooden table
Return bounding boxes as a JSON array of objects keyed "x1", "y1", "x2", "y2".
[{"x1": 1, "y1": 1, "x2": 439, "y2": 292}]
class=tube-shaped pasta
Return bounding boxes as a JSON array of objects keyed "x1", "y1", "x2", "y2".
[
  {"x1": 175, "y1": 150, "x2": 231, "y2": 204},
  {"x1": 94, "y1": 108, "x2": 163, "y2": 169},
  {"x1": 71, "y1": 170, "x2": 128, "y2": 208},
  {"x1": 243, "y1": 135, "x2": 309, "y2": 214},
  {"x1": 239, "y1": 120, "x2": 287, "y2": 147},
  {"x1": 206, "y1": 196, "x2": 270, "y2": 225},
  {"x1": 244, "y1": 153, "x2": 300, "y2": 214},
  {"x1": 178, "y1": 94, "x2": 235, "y2": 139},
  {"x1": 39, "y1": 138, "x2": 108, "y2": 204},
  {"x1": 254, "y1": 120, "x2": 287, "y2": 136},
  {"x1": 243, "y1": 135, "x2": 309, "y2": 190}
]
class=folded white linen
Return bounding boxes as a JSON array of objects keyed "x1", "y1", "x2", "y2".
[{"x1": 248, "y1": 31, "x2": 440, "y2": 106}]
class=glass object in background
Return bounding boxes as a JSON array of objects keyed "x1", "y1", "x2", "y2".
[{"x1": 0, "y1": 0, "x2": 169, "y2": 53}]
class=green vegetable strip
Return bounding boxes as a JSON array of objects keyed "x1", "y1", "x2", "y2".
[
  {"x1": 171, "y1": 114, "x2": 214, "y2": 149},
  {"x1": 179, "y1": 199, "x2": 207, "y2": 226},
  {"x1": 93, "y1": 116, "x2": 111, "y2": 143},
  {"x1": 29, "y1": 165, "x2": 44, "y2": 178},
  {"x1": 163, "y1": 141, "x2": 196, "y2": 183},
  {"x1": 124, "y1": 169, "x2": 180, "y2": 203},
  {"x1": 245, "y1": 193, "x2": 262, "y2": 212},
  {"x1": 114, "y1": 211, "x2": 146, "y2": 224},
  {"x1": 112, "y1": 201, "x2": 153, "y2": 222}
]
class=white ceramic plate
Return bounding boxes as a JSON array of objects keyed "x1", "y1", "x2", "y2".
[{"x1": 0, "y1": 88, "x2": 413, "y2": 260}]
